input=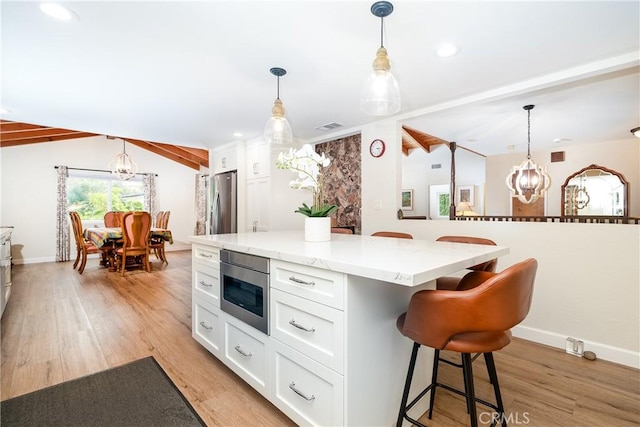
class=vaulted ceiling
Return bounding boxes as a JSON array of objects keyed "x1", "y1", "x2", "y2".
[
  {"x1": 0, "y1": 120, "x2": 208, "y2": 170},
  {"x1": 1, "y1": 2, "x2": 638, "y2": 156}
]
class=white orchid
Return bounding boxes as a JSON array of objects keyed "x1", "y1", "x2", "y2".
[{"x1": 276, "y1": 144, "x2": 337, "y2": 217}]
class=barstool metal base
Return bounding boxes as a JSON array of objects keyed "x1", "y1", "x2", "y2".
[{"x1": 396, "y1": 343, "x2": 507, "y2": 427}]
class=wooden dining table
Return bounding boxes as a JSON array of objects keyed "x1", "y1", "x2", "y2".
[{"x1": 83, "y1": 227, "x2": 174, "y2": 270}]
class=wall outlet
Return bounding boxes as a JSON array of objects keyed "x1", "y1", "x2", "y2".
[{"x1": 565, "y1": 337, "x2": 584, "y2": 357}]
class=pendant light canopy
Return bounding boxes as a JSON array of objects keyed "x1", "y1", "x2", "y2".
[
  {"x1": 360, "y1": 1, "x2": 400, "y2": 116},
  {"x1": 109, "y1": 138, "x2": 138, "y2": 180},
  {"x1": 505, "y1": 105, "x2": 551, "y2": 204},
  {"x1": 264, "y1": 67, "x2": 293, "y2": 145}
]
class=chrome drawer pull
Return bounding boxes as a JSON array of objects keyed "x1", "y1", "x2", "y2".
[
  {"x1": 200, "y1": 253, "x2": 213, "y2": 259},
  {"x1": 289, "y1": 319, "x2": 315, "y2": 333},
  {"x1": 199, "y1": 280, "x2": 213, "y2": 288},
  {"x1": 289, "y1": 382, "x2": 315, "y2": 401},
  {"x1": 199, "y1": 321, "x2": 213, "y2": 330},
  {"x1": 289, "y1": 276, "x2": 315, "y2": 286},
  {"x1": 234, "y1": 345, "x2": 253, "y2": 357}
]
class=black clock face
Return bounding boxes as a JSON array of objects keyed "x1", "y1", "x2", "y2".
[{"x1": 370, "y1": 139, "x2": 385, "y2": 157}]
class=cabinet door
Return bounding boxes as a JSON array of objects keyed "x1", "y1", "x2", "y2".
[
  {"x1": 213, "y1": 146, "x2": 238, "y2": 174},
  {"x1": 246, "y1": 141, "x2": 270, "y2": 179},
  {"x1": 193, "y1": 299, "x2": 222, "y2": 357},
  {"x1": 246, "y1": 178, "x2": 270, "y2": 232}
]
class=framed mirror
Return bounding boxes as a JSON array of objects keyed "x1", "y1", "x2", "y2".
[{"x1": 561, "y1": 164, "x2": 628, "y2": 217}]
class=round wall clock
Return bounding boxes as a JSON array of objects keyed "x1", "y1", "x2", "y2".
[{"x1": 369, "y1": 139, "x2": 385, "y2": 158}]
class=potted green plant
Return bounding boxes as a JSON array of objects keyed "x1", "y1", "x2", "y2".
[{"x1": 276, "y1": 144, "x2": 337, "y2": 241}]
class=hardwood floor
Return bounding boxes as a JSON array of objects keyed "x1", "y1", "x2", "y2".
[{"x1": 2, "y1": 251, "x2": 639, "y2": 426}]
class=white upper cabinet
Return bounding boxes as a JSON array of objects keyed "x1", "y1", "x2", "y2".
[{"x1": 212, "y1": 143, "x2": 238, "y2": 174}]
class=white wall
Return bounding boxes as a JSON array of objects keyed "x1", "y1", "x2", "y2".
[
  {"x1": 359, "y1": 121, "x2": 640, "y2": 367},
  {"x1": 1, "y1": 136, "x2": 198, "y2": 263}
]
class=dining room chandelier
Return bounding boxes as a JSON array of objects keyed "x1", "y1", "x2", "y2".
[
  {"x1": 360, "y1": 1, "x2": 400, "y2": 116},
  {"x1": 505, "y1": 105, "x2": 551, "y2": 204},
  {"x1": 264, "y1": 67, "x2": 293, "y2": 145},
  {"x1": 109, "y1": 138, "x2": 138, "y2": 180}
]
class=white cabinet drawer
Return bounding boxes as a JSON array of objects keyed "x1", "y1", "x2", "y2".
[
  {"x1": 193, "y1": 300, "x2": 221, "y2": 357},
  {"x1": 193, "y1": 264, "x2": 220, "y2": 307},
  {"x1": 223, "y1": 316, "x2": 269, "y2": 397},
  {"x1": 272, "y1": 340, "x2": 343, "y2": 427},
  {"x1": 193, "y1": 245, "x2": 219, "y2": 268},
  {"x1": 271, "y1": 289, "x2": 344, "y2": 374},
  {"x1": 271, "y1": 260, "x2": 345, "y2": 310}
]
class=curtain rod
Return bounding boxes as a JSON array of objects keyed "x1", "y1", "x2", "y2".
[{"x1": 54, "y1": 166, "x2": 157, "y2": 176}]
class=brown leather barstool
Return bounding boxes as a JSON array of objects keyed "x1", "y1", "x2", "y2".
[
  {"x1": 371, "y1": 231, "x2": 413, "y2": 239},
  {"x1": 331, "y1": 227, "x2": 353, "y2": 234},
  {"x1": 435, "y1": 236, "x2": 498, "y2": 291},
  {"x1": 396, "y1": 258, "x2": 538, "y2": 427}
]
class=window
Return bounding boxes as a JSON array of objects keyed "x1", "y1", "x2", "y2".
[{"x1": 67, "y1": 171, "x2": 144, "y2": 220}]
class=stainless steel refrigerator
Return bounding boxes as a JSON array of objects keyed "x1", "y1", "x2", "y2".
[{"x1": 209, "y1": 170, "x2": 237, "y2": 234}]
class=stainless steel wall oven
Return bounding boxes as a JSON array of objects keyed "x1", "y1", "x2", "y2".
[{"x1": 220, "y1": 249, "x2": 270, "y2": 335}]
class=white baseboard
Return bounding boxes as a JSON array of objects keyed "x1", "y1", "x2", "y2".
[
  {"x1": 12, "y1": 256, "x2": 56, "y2": 265},
  {"x1": 512, "y1": 325, "x2": 640, "y2": 369},
  {"x1": 14, "y1": 244, "x2": 191, "y2": 265}
]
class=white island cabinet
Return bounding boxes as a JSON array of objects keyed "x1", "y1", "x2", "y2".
[{"x1": 189, "y1": 231, "x2": 508, "y2": 426}]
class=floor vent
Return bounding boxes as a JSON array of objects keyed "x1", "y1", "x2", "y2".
[{"x1": 315, "y1": 122, "x2": 344, "y2": 131}]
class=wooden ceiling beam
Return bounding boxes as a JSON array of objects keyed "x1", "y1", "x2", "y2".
[
  {"x1": 0, "y1": 132, "x2": 97, "y2": 147},
  {"x1": 0, "y1": 120, "x2": 209, "y2": 170},
  {"x1": 125, "y1": 139, "x2": 201, "y2": 170}
]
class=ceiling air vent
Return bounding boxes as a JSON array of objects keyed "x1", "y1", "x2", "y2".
[
  {"x1": 431, "y1": 163, "x2": 442, "y2": 169},
  {"x1": 315, "y1": 122, "x2": 344, "y2": 132}
]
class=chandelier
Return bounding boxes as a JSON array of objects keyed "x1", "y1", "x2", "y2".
[
  {"x1": 506, "y1": 105, "x2": 550, "y2": 204},
  {"x1": 109, "y1": 138, "x2": 138, "y2": 180},
  {"x1": 360, "y1": 1, "x2": 400, "y2": 116},
  {"x1": 264, "y1": 67, "x2": 293, "y2": 145}
]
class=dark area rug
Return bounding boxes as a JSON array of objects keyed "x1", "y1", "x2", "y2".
[{"x1": 0, "y1": 356, "x2": 205, "y2": 427}]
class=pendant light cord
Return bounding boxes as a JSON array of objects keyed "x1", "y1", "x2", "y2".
[
  {"x1": 526, "y1": 108, "x2": 531, "y2": 160},
  {"x1": 276, "y1": 75, "x2": 280, "y2": 100},
  {"x1": 380, "y1": 16, "x2": 384, "y2": 48}
]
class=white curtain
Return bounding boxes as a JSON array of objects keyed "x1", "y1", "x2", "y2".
[
  {"x1": 195, "y1": 174, "x2": 208, "y2": 235},
  {"x1": 143, "y1": 174, "x2": 157, "y2": 219},
  {"x1": 55, "y1": 165, "x2": 70, "y2": 262}
]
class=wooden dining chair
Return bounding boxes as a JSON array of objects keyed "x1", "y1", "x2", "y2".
[
  {"x1": 104, "y1": 211, "x2": 124, "y2": 227},
  {"x1": 69, "y1": 211, "x2": 105, "y2": 274},
  {"x1": 116, "y1": 211, "x2": 152, "y2": 276},
  {"x1": 150, "y1": 211, "x2": 170, "y2": 264},
  {"x1": 154, "y1": 211, "x2": 165, "y2": 228},
  {"x1": 371, "y1": 231, "x2": 413, "y2": 239}
]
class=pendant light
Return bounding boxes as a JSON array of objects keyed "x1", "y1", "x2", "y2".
[
  {"x1": 360, "y1": 1, "x2": 400, "y2": 116},
  {"x1": 264, "y1": 67, "x2": 293, "y2": 145},
  {"x1": 109, "y1": 138, "x2": 138, "y2": 180},
  {"x1": 631, "y1": 127, "x2": 640, "y2": 138},
  {"x1": 505, "y1": 105, "x2": 551, "y2": 204}
]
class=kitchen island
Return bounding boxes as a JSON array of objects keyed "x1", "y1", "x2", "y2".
[{"x1": 189, "y1": 231, "x2": 508, "y2": 426}]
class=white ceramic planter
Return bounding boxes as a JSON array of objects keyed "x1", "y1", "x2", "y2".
[{"x1": 304, "y1": 217, "x2": 331, "y2": 242}]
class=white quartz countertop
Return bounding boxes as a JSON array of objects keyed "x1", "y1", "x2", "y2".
[{"x1": 189, "y1": 231, "x2": 509, "y2": 287}]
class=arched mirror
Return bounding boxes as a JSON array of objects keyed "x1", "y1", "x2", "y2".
[{"x1": 561, "y1": 164, "x2": 628, "y2": 217}]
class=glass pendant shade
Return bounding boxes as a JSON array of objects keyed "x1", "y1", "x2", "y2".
[
  {"x1": 264, "y1": 98, "x2": 293, "y2": 145},
  {"x1": 264, "y1": 67, "x2": 293, "y2": 145},
  {"x1": 361, "y1": 48, "x2": 400, "y2": 116},
  {"x1": 109, "y1": 139, "x2": 138, "y2": 180},
  {"x1": 361, "y1": 2, "x2": 400, "y2": 116}
]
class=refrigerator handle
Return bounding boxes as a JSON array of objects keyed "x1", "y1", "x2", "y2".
[{"x1": 214, "y1": 192, "x2": 222, "y2": 234}]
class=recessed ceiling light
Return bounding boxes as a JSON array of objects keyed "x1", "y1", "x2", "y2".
[
  {"x1": 40, "y1": 3, "x2": 79, "y2": 21},
  {"x1": 507, "y1": 144, "x2": 516, "y2": 150},
  {"x1": 553, "y1": 138, "x2": 571, "y2": 143},
  {"x1": 233, "y1": 132, "x2": 243, "y2": 138},
  {"x1": 436, "y1": 43, "x2": 459, "y2": 58}
]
